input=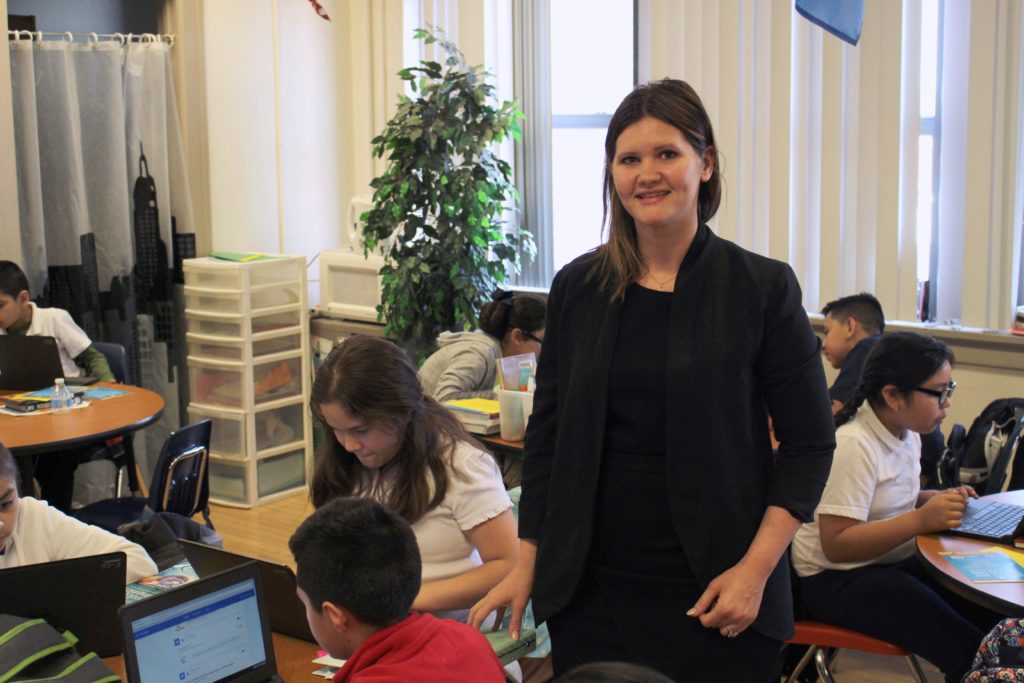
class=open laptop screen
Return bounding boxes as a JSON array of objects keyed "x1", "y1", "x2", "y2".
[{"x1": 121, "y1": 562, "x2": 278, "y2": 683}]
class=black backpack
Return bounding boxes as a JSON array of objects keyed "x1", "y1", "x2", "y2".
[
  {"x1": 0, "y1": 614, "x2": 119, "y2": 682},
  {"x1": 937, "y1": 398, "x2": 1024, "y2": 493}
]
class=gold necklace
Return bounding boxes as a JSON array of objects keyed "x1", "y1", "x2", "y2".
[{"x1": 644, "y1": 270, "x2": 677, "y2": 291}]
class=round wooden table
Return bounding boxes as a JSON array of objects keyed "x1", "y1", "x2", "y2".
[
  {"x1": 1, "y1": 382, "x2": 165, "y2": 455},
  {"x1": 916, "y1": 490, "x2": 1024, "y2": 615}
]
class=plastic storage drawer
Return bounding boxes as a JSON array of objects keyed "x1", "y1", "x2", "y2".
[
  {"x1": 209, "y1": 458, "x2": 248, "y2": 504},
  {"x1": 254, "y1": 401, "x2": 306, "y2": 454},
  {"x1": 257, "y1": 449, "x2": 307, "y2": 497},
  {"x1": 188, "y1": 405, "x2": 246, "y2": 460}
]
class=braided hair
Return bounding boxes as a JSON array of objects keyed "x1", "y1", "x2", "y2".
[{"x1": 835, "y1": 332, "x2": 955, "y2": 428}]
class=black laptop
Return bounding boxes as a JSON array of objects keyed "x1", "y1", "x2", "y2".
[
  {"x1": 946, "y1": 497, "x2": 1024, "y2": 545},
  {"x1": 0, "y1": 551, "x2": 127, "y2": 656},
  {"x1": 119, "y1": 561, "x2": 284, "y2": 683},
  {"x1": 178, "y1": 539, "x2": 315, "y2": 642},
  {"x1": 0, "y1": 335, "x2": 96, "y2": 390}
]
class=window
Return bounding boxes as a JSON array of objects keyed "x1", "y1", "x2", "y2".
[
  {"x1": 550, "y1": 0, "x2": 634, "y2": 274},
  {"x1": 916, "y1": 0, "x2": 941, "y2": 320},
  {"x1": 513, "y1": 0, "x2": 635, "y2": 287}
]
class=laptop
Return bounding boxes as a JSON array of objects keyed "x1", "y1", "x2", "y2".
[
  {"x1": 0, "y1": 335, "x2": 97, "y2": 390},
  {"x1": 946, "y1": 497, "x2": 1024, "y2": 545},
  {"x1": 0, "y1": 551, "x2": 127, "y2": 656},
  {"x1": 178, "y1": 539, "x2": 315, "y2": 643},
  {"x1": 119, "y1": 561, "x2": 283, "y2": 683}
]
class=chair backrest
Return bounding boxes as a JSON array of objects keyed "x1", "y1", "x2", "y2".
[
  {"x1": 148, "y1": 419, "x2": 212, "y2": 520},
  {"x1": 93, "y1": 341, "x2": 130, "y2": 384}
]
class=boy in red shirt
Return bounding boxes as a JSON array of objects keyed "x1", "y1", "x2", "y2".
[{"x1": 289, "y1": 497, "x2": 505, "y2": 683}]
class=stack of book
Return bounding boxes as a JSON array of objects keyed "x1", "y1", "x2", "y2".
[{"x1": 444, "y1": 398, "x2": 501, "y2": 435}]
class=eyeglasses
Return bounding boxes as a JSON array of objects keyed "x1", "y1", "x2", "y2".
[
  {"x1": 915, "y1": 380, "x2": 957, "y2": 404},
  {"x1": 521, "y1": 330, "x2": 544, "y2": 345}
]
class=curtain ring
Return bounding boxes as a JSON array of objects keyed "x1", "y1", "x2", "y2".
[
  {"x1": 63, "y1": 32, "x2": 74, "y2": 43},
  {"x1": 114, "y1": 32, "x2": 126, "y2": 46},
  {"x1": 89, "y1": 32, "x2": 99, "y2": 43},
  {"x1": 35, "y1": 31, "x2": 42, "y2": 42},
  {"x1": 165, "y1": 35, "x2": 175, "y2": 47}
]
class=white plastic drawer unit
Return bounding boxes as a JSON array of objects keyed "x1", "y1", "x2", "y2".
[
  {"x1": 184, "y1": 285, "x2": 303, "y2": 315},
  {"x1": 184, "y1": 256, "x2": 304, "y2": 289},
  {"x1": 187, "y1": 328, "x2": 304, "y2": 362},
  {"x1": 188, "y1": 352, "x2": 303, "y2": 409}
]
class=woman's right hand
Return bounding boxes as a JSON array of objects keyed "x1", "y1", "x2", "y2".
[
  {"x1": 916, "y1": 488, "x2": 968, "y2": 533},
  {"x1": 468, "y1": 540, "x2": 536, "y2": 640}
]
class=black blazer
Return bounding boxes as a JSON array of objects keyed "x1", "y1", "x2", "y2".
[{"x1": 518, "y1": 228, "x2": 835, "y2": 640}]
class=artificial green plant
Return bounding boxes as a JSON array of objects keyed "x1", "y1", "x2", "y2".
[{"x1": 360, "y1": 27, "x2": 535, "y2": 359}]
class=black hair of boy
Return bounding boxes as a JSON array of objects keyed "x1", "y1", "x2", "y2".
[
  {"x1": 821, "y1": 292, "x2": 885, "y2": 335},
  {"x1": 0, "y1": 442, "x2": 18, "y2": 486},
  {"x1": 289, "y1": 497, "x2": 421, "y2": 628},
  {"x1": 0, "y1": 261, "x2": 29, "y2": 299}
]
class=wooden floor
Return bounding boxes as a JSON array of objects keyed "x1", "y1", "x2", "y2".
[{"x1": 208, "y1": 492, "x2": 943, "y2": 682}]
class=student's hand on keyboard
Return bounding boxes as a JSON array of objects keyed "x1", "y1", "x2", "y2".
[{"x1": 917, "y1": 489, "x2": 969, "y2": 533}]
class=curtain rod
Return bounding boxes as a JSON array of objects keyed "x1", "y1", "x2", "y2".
[{"x1": 7, "y1": 31, "x2": 175, "y2": 47}]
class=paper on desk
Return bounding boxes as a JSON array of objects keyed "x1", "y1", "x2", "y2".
[
  {"x1": 941, "y1": 547, "x2": 1024, "y2": 582},
  {"x1": 312, "y1": 651, "x2": 345, "y2": 679}
]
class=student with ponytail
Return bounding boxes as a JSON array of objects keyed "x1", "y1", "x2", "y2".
[
  {"x1": 791, "y1": 332, "x2": 1000, "y2": 682},
  {"x1": 309, "y1": 336, "x2": 517, "y2": 624},
  {"x1": 418, "y1": 289, "x2": 546, "y2": 403}
]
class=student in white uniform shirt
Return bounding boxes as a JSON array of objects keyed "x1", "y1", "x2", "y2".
[
  {"x1": 309, "y1": 335, "x2": 517, "y2": 625},
  {"x1": 0, "y1": 261, "x2": 115, "y2": 512},
  {"x1": 0, "y1": 442, "x2": 156, "y2": 583},
  {"x1": 791, "y1": 332, "x2": 999, "y2": 683}
]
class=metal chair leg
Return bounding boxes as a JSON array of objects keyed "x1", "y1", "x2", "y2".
[
  {"x1": 815, "y1": 647, "x2": 837, "y2": 683},
  {"x1": 904, "y1": 654, "x2": 928, "y2": 683},
  {"x1": 784, "y1": 645, "x2": 818, "y2": 683}
]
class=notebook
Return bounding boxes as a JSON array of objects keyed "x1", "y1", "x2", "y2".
[
  {"x1": 0, "y1": 334, "x2": 96, "y2": 390},
  {"x1": 0, "y1": 551, "x2": 127, "y2": 656},
  {"x1": 119, "y1": 561, "x2": 283, "y2": 683},
  {"x1": 946, "y1": 497, "x2": 1024, "y2": 545},
  {"x1": 178, "y1": 539, "x2": 315, "y2": 643}
]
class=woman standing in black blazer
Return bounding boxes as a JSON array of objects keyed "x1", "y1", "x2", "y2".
[{"x1": 470, "y1": 79, "x2": 835, "y2": 681}]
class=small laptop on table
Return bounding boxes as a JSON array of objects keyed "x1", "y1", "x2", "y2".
[
  {"x1": 119, "y1": 561, "x2": 283, "y2": 683},
  {"x1": 0, "y1": 551, "x2": 127, "y2": 656},
  {"x1": 946, "y1": 497, "x2": 1024, "y2": 545},
  {"x1": 178, "y1": 539, "x2": 315, "y2": 643},
  {"x1": 0, "y1": 335, "x2": 96, "y2": 390}
]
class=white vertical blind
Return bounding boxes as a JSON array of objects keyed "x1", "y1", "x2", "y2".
[{"x1": 638, "y1": 0, "x2": 1024, "y2": 328}]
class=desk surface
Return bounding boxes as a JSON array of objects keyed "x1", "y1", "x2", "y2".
[
  {"x1": 916, "y1": 490, "x2": 1024, "y2": 615},
  {"x1": 0, "y1": 382, "x2": 165, "y2": 455},
  {"x1": 103, "y1": 631, "x2": 323, "y2": 681}
]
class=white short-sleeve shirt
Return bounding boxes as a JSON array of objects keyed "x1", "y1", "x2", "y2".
[
  {"x1": 791, "y1": 402, "x2": 922, "y2": 577},
  {"x1": 372, "y1": 440, "x2": 512, "y2": 621},
  {"x1": 0, "y1": 303, "x2": 92, "y2": 377},
  {"x1": 0, "y1": 496, "x2": 157, "y2": 583}
]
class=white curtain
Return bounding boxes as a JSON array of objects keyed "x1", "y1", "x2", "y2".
[
  {"x1": 9, "y1": 34, "x2": 194, "y2": 478},
  {"x1": 10, "y1": 36, "x2": 194, "y2": 317}
]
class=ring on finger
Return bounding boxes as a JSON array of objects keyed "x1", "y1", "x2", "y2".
[{"x1": 726, "y1": 629, "x2": 739, "y2": 638}]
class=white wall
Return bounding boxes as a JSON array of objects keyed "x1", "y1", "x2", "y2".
[{"x1": 0, "y1": 0, "x2": 21, "y2": 259}]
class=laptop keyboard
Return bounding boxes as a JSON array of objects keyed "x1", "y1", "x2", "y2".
[{"x1": 955, "y1": 501, "x2": 1024, "y2": 537}]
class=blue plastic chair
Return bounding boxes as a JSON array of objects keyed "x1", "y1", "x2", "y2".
[{"x1": 73, "y1": 419, "x2": 214, "y2": 532}]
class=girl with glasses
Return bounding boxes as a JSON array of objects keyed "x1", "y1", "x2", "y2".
[
  {"x1": 418, "y1": 289, "x2": 546, "y2": 403},
  {"x1": 791, "y1": 331, "x2": 1000, "y2": 683}
]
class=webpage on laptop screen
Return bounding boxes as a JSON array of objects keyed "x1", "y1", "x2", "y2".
[{"x1": 130, "y1": 578, "x2": 267, "y2": 683}]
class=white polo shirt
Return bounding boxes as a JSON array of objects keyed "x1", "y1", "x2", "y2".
[{"x1": 792, "y1": 401, "x2": 922, "y2": 577}]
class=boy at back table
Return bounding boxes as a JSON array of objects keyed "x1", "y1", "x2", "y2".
[
  {"x1": 821, "y1": 291, "x2": 944, "y2": 486},
  {"x1": 0, "y1": 260, "x2": 114, "y2": 510},
  {"x1": 289, "y1": 496, "x2": 506, "y2": 683}
]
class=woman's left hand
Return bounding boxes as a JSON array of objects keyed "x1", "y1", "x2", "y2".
[{"x1": 686, "y1": 560, "x2": 769, "y2": 638}]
